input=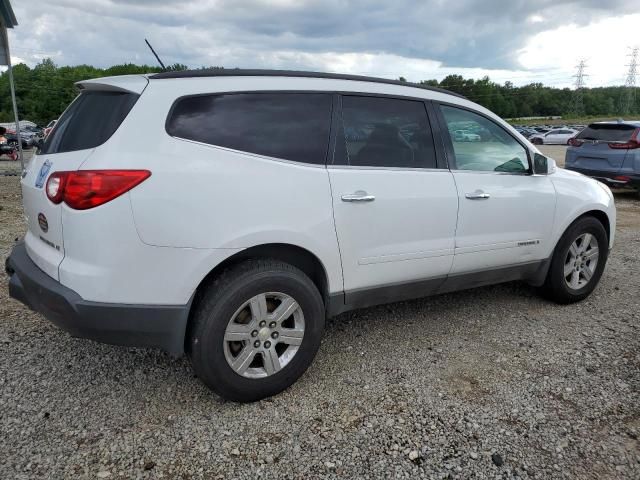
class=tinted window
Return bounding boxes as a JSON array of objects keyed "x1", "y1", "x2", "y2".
[
  {"x1": 337, "y1": 95, "x2": 436, "y2": 168},
  {"x1": 577, "y1": 124, "x2": 637, "y2": 142},
  {"x1": 440, "y1": 105, "x2": 529, "y2": 173},
  {"x1": 41, "y1": 91, "x2": 139, "y2": 155},
  {"x1": 167, "y1": 93, "x2": 331, "y2": 164}
]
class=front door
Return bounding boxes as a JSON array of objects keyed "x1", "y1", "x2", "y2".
[
  {"x1": 435, "y1": 103, "x2": 556, "y2": 274},
  {"x1": 329, "y1": 95, "x2": 458, "y2": 306}
]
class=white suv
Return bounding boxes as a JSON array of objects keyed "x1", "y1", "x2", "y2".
[{"x1": 6, "y1": 70, "x2": 616, "y2": 402}]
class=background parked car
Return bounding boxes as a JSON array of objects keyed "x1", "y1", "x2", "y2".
[
  {"x1": 454, "y1": 129, "x2": 481, "y2": 142},
  {"x1": 514, "y1": 127, "x2": 538, "y2": 138},
  {"x1": 4, "y1": 131, "x2": 33, "y2": 149},
  {"x1": 565, "y1": 121, "x2": 640, "y2": 193},
  {"x1": 530, "y1": 128, "x2": 579, "y2": 145}
]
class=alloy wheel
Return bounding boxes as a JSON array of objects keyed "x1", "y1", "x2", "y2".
[
  {"x1": 223, "y1": 292, "x2": 305, "y2": 379},
  {"x1": 564, "y1": 233, "x2": 599, "y2": 290}
]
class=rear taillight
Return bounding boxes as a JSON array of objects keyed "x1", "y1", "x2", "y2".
[
  {"x1": 45, "y1": 170, "x2": 151, "y2": 210},
  {"x1": 568, "y1": 137, "x2": 583, "y2": 147},
  {"x1": 608, "y1": 128, "x2": 640, "y2": 149},
  {"x1": 45, "y1": 172, "x2": 67, "y2": 204}
]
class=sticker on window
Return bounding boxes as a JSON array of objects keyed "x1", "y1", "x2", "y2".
[{"x1": 35, "y1": 160, "x2": 52, "y2": 189}]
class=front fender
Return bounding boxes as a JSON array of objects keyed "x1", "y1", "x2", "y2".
[{"x1": 549, "y1": 168, "x2": 616, "y2": 252}]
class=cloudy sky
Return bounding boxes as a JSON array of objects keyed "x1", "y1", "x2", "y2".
[{"x1": 7, "y1": 0, "x2": 640, "y2": 88}]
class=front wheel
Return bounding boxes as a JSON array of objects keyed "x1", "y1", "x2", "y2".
[
  {"x1": 540, "y1": 216, "x2": 608, "y2": 304},
  {"x1": 188, "y1": 259, "x2": 325, "y2": 402}
]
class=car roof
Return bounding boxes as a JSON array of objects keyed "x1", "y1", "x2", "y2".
[{"x1": 150, "y1": 68, "x2": 465, "y2": 99}]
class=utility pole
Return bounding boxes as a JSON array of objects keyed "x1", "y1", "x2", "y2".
[
  {"x1": 620, "y1": 47, "x2": 639, "y2": 116},
  {"x1": 569, "y1": 60, "x2": 587, "y2": 117}
]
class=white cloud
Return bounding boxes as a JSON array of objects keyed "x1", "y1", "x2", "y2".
[
  {"x1": 519, "y1": 14, "x2": 640, "y2": 88},
  {"x1": 4, "y1": 1, "x2": 639, "y2": 87}
]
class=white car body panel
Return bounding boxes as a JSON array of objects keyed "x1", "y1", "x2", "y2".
[
  {"x1": 19, "y1": 73, "x2": 615, "y2": 310},
  {"x1": 548, "y1": 167, "x2": 616, "y2": 249},
  {"x1": 328, "y1": 168, "x2": 458, "y2": 291},
  {"x1": 450, "y1": 172, "x2": 556, "y2": 273},
  {"x1": 20, "y1": 148, "x2": 94, "y2": 279}
]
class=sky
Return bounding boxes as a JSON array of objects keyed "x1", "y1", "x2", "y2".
[{"x1": 7, "y1": 0, "x2": 640, "y2": 88}]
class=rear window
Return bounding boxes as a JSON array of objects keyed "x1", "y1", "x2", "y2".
[
  {"x1": 166, "y1": 93, "x2": 332, "y2": 165},
  {"x1": 41, "y1": 91, "x2": 139, "y2": 155},
  {"x1": 577, "y1": 124, "x2": 637, "y2": 142}
]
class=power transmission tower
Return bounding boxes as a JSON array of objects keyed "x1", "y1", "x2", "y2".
[
  {"x1": 569, "y1": 60, "x2": 588, "y2": 117},
  {"x1": 620, "y1": 47, "x2": 639, "y2": 116}
]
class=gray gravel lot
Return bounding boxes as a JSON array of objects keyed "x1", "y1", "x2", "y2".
[{"x1": 1, "y1": 146, "x2": 639, "y2": 479}]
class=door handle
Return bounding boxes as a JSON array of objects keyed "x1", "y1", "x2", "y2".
[
  {"x1": 465, "y1": 190, "x2": 490, "y2": 200},
  {"x1": 341, "y1": 191, "x2": 375, "y2": 202}
]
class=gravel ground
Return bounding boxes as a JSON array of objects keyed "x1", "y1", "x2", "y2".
[{"x1": 1, "y1": 148, "x2": 639, "y2": 479}]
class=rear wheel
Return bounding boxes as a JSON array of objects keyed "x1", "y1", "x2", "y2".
[
  {"x1": 188, "y1": 259, "x2": 325, "y2": 402},
  {"x1": 540, "y1": 216, "x2": 608, "y2": 304}
]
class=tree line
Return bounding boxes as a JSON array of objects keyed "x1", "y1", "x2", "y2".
[
  {"x1": 412, "y1": 75, "x2": 639, "y2": 120},
  {"x1": 0, "y1": 59, "x2": 638, "y2": 125}
]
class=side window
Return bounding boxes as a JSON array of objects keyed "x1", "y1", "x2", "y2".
[
  {"x1": 41, "y1": 91, "x2": 139, "y2": 155},
  {"x1": 166, "y1": 93, "x2": 332, "y2": 165},
  {"x1": 337, "y1": 95, "x2": 437, "y2": 168},
  {"x1": 440, "y1": 105, "x2": 529, "y2": 173}
]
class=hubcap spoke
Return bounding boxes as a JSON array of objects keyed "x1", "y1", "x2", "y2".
[
  {"x1": 585, "y1": 248, "x2": 599, "y2": 262},
  {"x1": 263, "y1": 349, "x2": 282, "y2": 375},
  {"x1": 271, "y1": 297, "x2": 299, "y2": 325},
  {"x1": 224, "y1": 322, "x2": 255, "y2": 342},
  {"x1": 563, "y1": 261, "x2": 574, "y2": 277},
  {"x1": 279, "y1": 327, "x2": 304, "y2": 346},
  {"x1": 249, "y1": 294, "x2": 268, "y2": 322},
  {"x1": 568, "y1": 243, "x2": 579, "y2": 259},
  {"x1": 230, "y1": 347, "x2": 255, "y2": 375},
  {"x1": 582, "y1": 265, "x2": 594, "y2": 281},
  {"x1": 580, "y1": 233, "x2": 592, "y2": 253},
  {"x1": 569, "y1": 270, "x2": 580, "y2": 289}
]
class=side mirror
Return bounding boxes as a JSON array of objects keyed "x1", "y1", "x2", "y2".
[{"x1": 533, "y1": 153, "x2": 556, "y2": 175}]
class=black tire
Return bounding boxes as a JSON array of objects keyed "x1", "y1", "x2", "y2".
[
  {"x1": 187, "y1": 259, "x2": 325, "y2": 402},
  {"x1": 540, "y1": 216, "x2": 608, "y2": 304}
]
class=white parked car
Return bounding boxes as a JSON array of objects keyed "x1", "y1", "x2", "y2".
[
  {"x1": 454, "y1": 129, "x2": 481, "y2": 142},
  {"x1": 530, "y1": 128, "x2": 579, "y2": 145},
  {"x1": 6, "y1": 70, "x2": 616, "y2": 402}
]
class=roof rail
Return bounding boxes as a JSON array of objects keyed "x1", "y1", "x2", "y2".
[{"x1": 150, "y1": 68, "x2": 466, "y2": 99}]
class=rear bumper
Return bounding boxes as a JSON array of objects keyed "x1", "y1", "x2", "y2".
[
  {"x1": 5, "y1": 242, "x2": 190, "y2": 355},
  {"x1": 565, "y1": 167, "x2": 640, "y2": 189}
]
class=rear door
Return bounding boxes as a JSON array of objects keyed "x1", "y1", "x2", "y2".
[
  {"x1": 20, "y1": 87, "x2": 142, "y2": 279},
  {"x1": 328, "y1": 95, "x2": 458, "y2": 305}
]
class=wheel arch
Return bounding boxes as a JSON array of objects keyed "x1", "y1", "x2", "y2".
[
  {"x1": 582, "y1": 209, "x2": 610, "y2": 242},
  {"x1": 551, "y1": 208, "x2": 612, "y2": 255},
  {"x1": 184, "y1": 243, "x2": 332, "y2": 351}
]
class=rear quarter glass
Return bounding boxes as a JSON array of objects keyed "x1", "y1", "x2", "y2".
[{"x1": 40, "y1": 91, "x2": 139, "y2": 155}]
